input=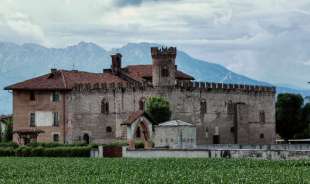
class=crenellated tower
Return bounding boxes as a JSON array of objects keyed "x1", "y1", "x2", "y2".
[{"x1": 151, "y1": 47, "x2": 177, "y2": 87}]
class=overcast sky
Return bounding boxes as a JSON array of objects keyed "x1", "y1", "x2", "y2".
[{"x1": 0, "y1": 0, "x2": 310, "y2": 88}]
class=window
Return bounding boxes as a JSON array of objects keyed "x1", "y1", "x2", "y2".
[
  {"x1": 52, "y1": 91, "x2": 60, "y2": 102},
  {"x1": 259, "y1": 111, "x2": 266, "y2": 123},
  {"x1": 30, "y1": 113, "x2": 35, "y2": 127},
  {"x1": 53, "y1": 133, "x2": 59, "y2": 142},
  {"x1": 200, "y1": 99, "x2": 207, "y2": 114},
  {"x1": 161, "y1": 67, "x2": 169, "y2": 77},
  {"x1": 106, "y1": 126, "x2": 112, "y2": 133},
  {"x1": 139, "y1": 98, "x2": 145, "y2": 111},
  {"x1": 30, "y1": 91, "x2": 36, "y2": 101},
  {"x1": 260, "y1": 133, "x2": 264, "y2": 139},
  {"x1": 101, "y1": 99, "x2": 109, "y2": 114},
  {"x1": 227, "y1": 100, "x2": 234, "y2": 114},
  {"x1": 135, "y1": 126, "x2": 141, "y2": 138},
  {"x1": 53, "y1": 112, "x2": 59, "y2": 127},
  {"x1": 205, "y1": 127, "x2": 209, "y2": 138}
]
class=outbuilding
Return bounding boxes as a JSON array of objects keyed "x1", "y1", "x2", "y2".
[{"x1": 154, "y1": 120, "x2": 196, "y2": 149}]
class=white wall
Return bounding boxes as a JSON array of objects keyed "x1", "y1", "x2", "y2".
[{"x1": 35, "y1": 111, "x2": 53, "y2": 126}]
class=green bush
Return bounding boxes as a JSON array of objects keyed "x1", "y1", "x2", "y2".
[
  {"x1": 28, "y1": 142, "x2": 89, "y2": 148},
  {"x1": 42, "y1": 147, "x2": 91, "y2": 157},
  {"x1": 0, "y1": 148, "x2": 15, "y2": 156},
  {"x1": 0, "y1": 142, "x2": 18, "y2": 148}
]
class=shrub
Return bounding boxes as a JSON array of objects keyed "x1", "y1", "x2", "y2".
[
  {"x1": 0, "y1": 142, "x2": 18, "y2": 148},
  {"x1": 28, "y1": 142, "x2": 88, "y2": 148},
  {"x1": 42, "y1": 147, "x2": 91, "y2": 157},
  {"x1": 0, "y1": 148, "x2": 15, "y2": 156},
  {"x1": 146, "y1": 96, "x2": 171, "y2": 124}
]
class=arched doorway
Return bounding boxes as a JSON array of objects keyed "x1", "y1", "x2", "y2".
[
  {"x1": 132, "y1": 121, "x2": 151, "y2": 149},
  {"x1": 121, "y1": 111, "x2": 153, "y2": 150},
  {"x1": 83, "y1": 133, "x2": 90, "y2": 144}
]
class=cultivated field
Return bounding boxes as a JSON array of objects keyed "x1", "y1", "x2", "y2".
[{"x1": 0, "y1": 157, "x2": 309, "y2": 183}]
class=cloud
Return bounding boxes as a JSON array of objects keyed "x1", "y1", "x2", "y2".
[{"x1": 0, "y1": 0, "x2": 310, "y2": 88}]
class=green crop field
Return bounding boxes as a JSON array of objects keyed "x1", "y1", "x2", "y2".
[{"x1": 0, "y1": 157, "x2": 309, "y2": 184}]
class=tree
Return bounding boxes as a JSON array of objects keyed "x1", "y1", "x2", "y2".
[
  {"x1": 295, "y1": 103, "x2": 310, "y2": 138},
  {"x1": 146, "y1": 96, "x2": 171, "y2": 124},
  {"x1": 276, "y1": 93, "x2": 305, "y2": 141},
  {"x1": 2, "y1": 119, "x2": 13, "y2": 142}
]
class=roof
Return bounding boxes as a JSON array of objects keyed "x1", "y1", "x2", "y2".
[
  {"x1": 158, "y1": 120, "x2": 194, "y2": 127},
  {"x1": 126, "y1": 65, "x2": 194, "y2": 80},
  {"x1": 13, "y1": 128, "x2": 45, "y2": 134},
  {"x1": 4, "y1": 70, "x2": 127, "y2": 90},
  {"x1": 0, "y1": 115, "x2": 12, "y2": 122},
  {"x1": 4, "y1": 65, "x2": 194, "y2": 91},
  {"x1": 122, "y1": 111, "x2": 154, "y2": 125}
]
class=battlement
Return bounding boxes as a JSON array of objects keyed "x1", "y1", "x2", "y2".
[
  {"x1": 72, "y1": 81, "x2": 276, "y2": 95},
  {"x1": 151, "y1": 47, "x2": 177, "y2": 58},
  {"x1": 176, "y1": 81, "x2": 276, "y2": 94}
]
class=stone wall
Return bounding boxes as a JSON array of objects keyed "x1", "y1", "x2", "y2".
[
  {"x1": 122, "y1": 147, "x2": 310, "y2": 160},
  {"x1": 67, "y1": 83, "x2": 276, "y2": 144}
]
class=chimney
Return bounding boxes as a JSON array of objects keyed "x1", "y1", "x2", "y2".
[{"x1": 111, "y1": 53, "x2": 122, "y2": 74}]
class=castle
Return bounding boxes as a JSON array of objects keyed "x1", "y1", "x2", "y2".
[{"x1": 5, "y1": 47, "x2": 276, "y2": 145}]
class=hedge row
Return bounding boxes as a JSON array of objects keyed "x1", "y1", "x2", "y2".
[
  {"x1": 0, "y1": 142, "x2": 19, "y2": 148},
  {"x1": 0, "y1": 146, "x2": 91, "y2": 157}
]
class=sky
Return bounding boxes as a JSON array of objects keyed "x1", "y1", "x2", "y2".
[{"x1": 0, "y1": 0, "x2": 310, "y2": 88}]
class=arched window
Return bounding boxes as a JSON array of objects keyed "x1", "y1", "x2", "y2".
[
  {"x1": 135, "y1": 126, "x2": 141, "y2": 138},
  {"x1": 83, "y1": 133, "x2": 90, "y2": 144},
  {"x1": 139, "y1": 97, "x2": 146, "y2": 111},
  {"x1": 200, "y1": 99, "x2": 207, "y2": 114},
  {"x1": 101, "y1": 99, "x2": 109, "y2": 114},
  {"x1": 259, "y1": 111, "x2": 265, "y2": 123},
  {"x1": 227, "y1": 100, "x2": 234, "y2": 114},
  {"x1": 161, "y1": 66, "x2": 169, "y2": 77},
  {"x1": 106, "y1": 126, "x2": 112, "y2": 133},
  {"x1": 205, "y1": 127, "x2": 209, "y2": 138}
]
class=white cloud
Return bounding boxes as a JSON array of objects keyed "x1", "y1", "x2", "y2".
[{"x1": 0, "y1": 0, "x2": 310, "y2": 88}]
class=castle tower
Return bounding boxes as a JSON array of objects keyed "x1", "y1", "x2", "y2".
[{"x1": 151, "y1": 47, "x2": 177, "y2": 87}]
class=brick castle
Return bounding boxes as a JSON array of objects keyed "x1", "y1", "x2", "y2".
[{"x1": 5, "y1": 47, "x2": 276, "y2": 145}]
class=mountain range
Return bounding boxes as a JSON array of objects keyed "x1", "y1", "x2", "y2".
[{"x1": 0, "y1": 41, "x2": 309, "y2": 114}]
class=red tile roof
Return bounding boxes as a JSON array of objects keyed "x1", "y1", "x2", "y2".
[
  {"x1": 122, "y1": 111, "x2": 154, "y2": 125},
  {"x1": 4, "y1": 70, "x2": 127, "y2": 90},
  {"x1": 4, "y1": 65, "x2": 194, "y2": 90},
  {"x1": 126, "y1": 65, "x2": 194, "y2": 80}
]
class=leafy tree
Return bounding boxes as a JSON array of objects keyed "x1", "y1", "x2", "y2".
[
  {"x1": 2, "y1": 119, "x2": 13, "y2": 142},
  {"x1": 146, "y1": 96, "x2": 171, "y2": 124},
  {"x1": 296, "y1": 103, "x2": 310, "y2": 138},
  {"x1": 276, "y1": 93, "x2": 305, "y2": 141}
]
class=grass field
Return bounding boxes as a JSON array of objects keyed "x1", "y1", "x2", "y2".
[{"x1": 0, "y1": 157, "x2": 309, "y2": 184}]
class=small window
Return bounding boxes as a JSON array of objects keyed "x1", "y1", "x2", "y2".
[
  {"x1": 30, "y1": 113, "x2": 35, "y2": 127},
  {"x1": 259, "y1": 111, "x2": 266, "y2": 123},
  {"x1": 139, "y1": 98, "x2": 145, "y2": 111},
  {"x1": 106, "y1": 126, "x2": 112, "y2": 133},
  {"x1": 161, "y1": 67, "x2": 169, "y2": 77},
  {"x1": 205, "y1": 127, "x2": 209, "y2": 138},
  {"x1": 230, "y1": 127, "x2": 235, "y2": 133},
  {"x1": 260, "y1": 133, "x2": 264, "y2": 139},
  {"x1": 52, "y1": 91, "x2": 60, "y2": 102},
  {"x1": 30, "y1": 91, "x2": 36, "y2": 101},
  {"x1": 101, "y1": 99, "x2": 109, "y2": 114},
  {"x1": 200, "y1": 99, "x2": 207, "y2": 114},
  {"x1": 53, "y1": 112, "x2": 59, "y2": 127},
  {"x1": 53, "y1": 134, "x2": 59, "y2": 142},
  {"x1": 227, "y1": 100, "x2": 234, "y2": 114}
]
